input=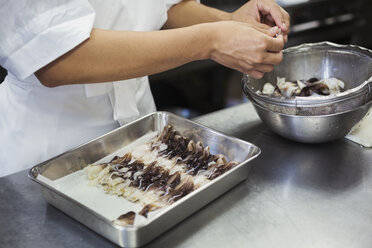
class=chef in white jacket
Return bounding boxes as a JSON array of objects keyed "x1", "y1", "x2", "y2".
[{"x1": 0, "y1": 0, "x2": 289, "y2": 177}]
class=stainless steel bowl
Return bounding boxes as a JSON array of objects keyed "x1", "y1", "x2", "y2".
[
  {"x1": 242, "y1": 42, "x2": 372, "y2": 143},
  {"x1": 251, "y1": 99, "x2": 372, "y2": 143},
  {"x1": 243, "y1": 42, "x2": 372, "y2": 116}
]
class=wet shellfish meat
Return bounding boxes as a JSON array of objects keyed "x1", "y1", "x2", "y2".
[
  {"x1": 85, "y1": 124, "x2": 238, "y2": 225},
  {"x1": 258, "y1": 77, "x2": 345, "y2": 98}
]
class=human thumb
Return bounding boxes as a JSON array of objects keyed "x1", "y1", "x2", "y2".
[{"x1": 267, "y1": 26, "x2": 282, "y2": 37}]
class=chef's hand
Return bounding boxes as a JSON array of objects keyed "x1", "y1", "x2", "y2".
[
  {"x1": 231, "y1": 0, "x2": 290, "y2": 43},
  {"x1": 209, "y1": 21, "x2": 284, "y2": 79}
]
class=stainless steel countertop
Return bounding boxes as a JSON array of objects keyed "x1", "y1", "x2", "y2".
[{"x1": 1, "y1": 102, "x2": 372, "y2": 248}]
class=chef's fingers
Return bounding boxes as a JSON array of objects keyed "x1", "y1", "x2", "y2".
[
  {"x1": 239, "y1": 59, "x2": 276, "y2": 75},
  {"x1": 264, "y1": 34, "x2": 284, "y2": 52},
  {"x1": 246, "y1": 69, "x2": 265, "y2": 79},
  {"x1": 235, "y1": 60, "x2": 265, "y2": 78},
  {"x1": 266, "y1": 26, "x2": 281, "y2": 37},
  {"x1": 253, "y1": 63, "x2": 274, "y2": 72},
  {"x1": 283, "y1": 34, "x2": 288, "y2": 43},
  {"x1": 248, "y1": 21, "x2": 275, "y2": 35},
  {"x1": 262, "y1": 50, "x2": 283, "y2": 65},
  {"x1": 262, "y1": 15, "x2": 276, "y2": 27},
  {"x1": 263, "y1": 19, "x2": 288, "y2": 44},
  {"x1": 257, "y1": 2, "x2": 290, "y2": 34},
  {"x1": 279, "y1": 6, "x2": 291, "y2": 34},
  {"x1": 253, "y1": 21, "x2": 272, "y2": 31}
]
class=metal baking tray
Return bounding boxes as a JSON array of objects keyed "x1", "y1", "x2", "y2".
[{"x1": 29, "y1": 112, "x2": 260, "y2": 247}]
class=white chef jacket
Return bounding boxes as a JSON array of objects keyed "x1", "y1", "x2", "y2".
[{"x1": 0, "y1": 0, "x2": 182, "y2": 177}]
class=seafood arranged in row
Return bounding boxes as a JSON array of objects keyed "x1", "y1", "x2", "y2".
[
  {"x1": 85, "y1": 125, "x2": 237, "y2": 226},
  {"x1": 258, "y1": 77, "x2": 345, "y2": 98}
]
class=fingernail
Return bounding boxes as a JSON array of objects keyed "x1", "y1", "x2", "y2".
[{"x1": 282, "y1": 23, "x2": 287, "y2": 30}]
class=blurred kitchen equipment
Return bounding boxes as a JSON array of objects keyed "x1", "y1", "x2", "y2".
[{"x1": 243, "y1": 42, "x2": 372, "y2": 143}]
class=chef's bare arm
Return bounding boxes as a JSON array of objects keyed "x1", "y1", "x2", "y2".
[
  {"x1": 164, "y1": 0, "x2": 290, "y2": 35},
  {"x1": 36, "y1": 24, "x2": 283, "y2": 87},
  {"x1": 163, "y1": 0, "x2": 231, "y2": 28},
  {"x1": 36, "y1": 0, "x2": 287, "y2": 87}
]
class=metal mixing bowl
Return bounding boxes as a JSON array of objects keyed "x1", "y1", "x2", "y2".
[
  {"x1": 243, "y1": 42, "x2": 372, "y2": 116},
  {"x1": 250, "y1": 99, "x2": 372, "y2": 143},
  {"x1": 243, "y1": 42, "x2": 372, "y2": 143}
]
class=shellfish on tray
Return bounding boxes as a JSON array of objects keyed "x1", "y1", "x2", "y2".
[{"x1": 86, "y1": 124, "x2": 238, "y2": 226}]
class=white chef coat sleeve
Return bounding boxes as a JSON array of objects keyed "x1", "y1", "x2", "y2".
[
  {"x1": 165, "y1": 0, "x2": 201, "y2": 11},
  {"x1": 165, "y1": 0, "x2": 181, "y2": 11},
  {"x1": 0, "y1": 0, "x2": 95, "y2": 80}
]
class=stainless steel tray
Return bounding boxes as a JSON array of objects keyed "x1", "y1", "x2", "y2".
[{"x1": 29, "y1": 112, "x2": 260, "y2": 247}]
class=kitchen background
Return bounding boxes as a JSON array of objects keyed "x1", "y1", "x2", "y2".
[{"x1": 1, "y1": 0, "x2": 371, "y2": 118}]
